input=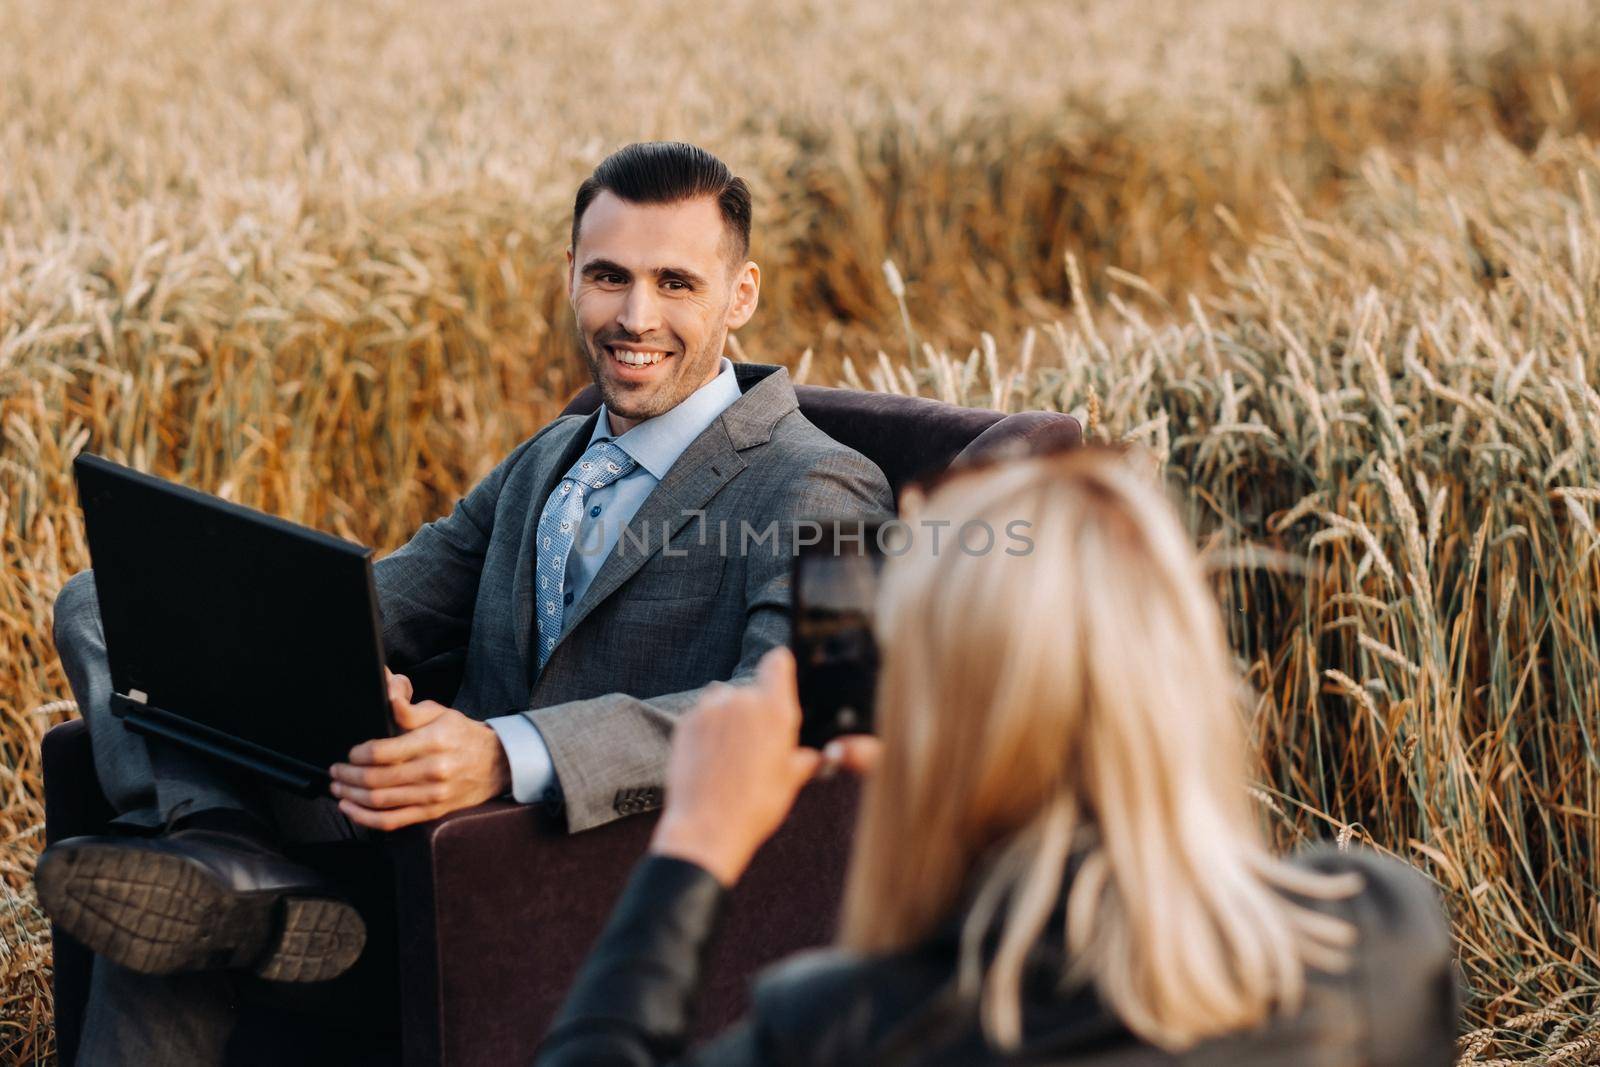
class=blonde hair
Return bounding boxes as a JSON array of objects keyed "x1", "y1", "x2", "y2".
[{"x1": 839, "y1": 449, "x2": 1358, "y2": 1050}]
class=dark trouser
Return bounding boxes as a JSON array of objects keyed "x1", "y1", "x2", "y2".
[
  {"x1": 81, "y1": 961, "x2": 240, "y2": 1065},
  {"x1": 53, "y1": 571, "x2": 369, "y2": 1065}
]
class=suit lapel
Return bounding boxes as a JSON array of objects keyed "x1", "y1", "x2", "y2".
[
  {"x1": 512, "y1": 411, "x2": 600, "y2": 687},
  {"x1": 527, "y1": 364, "x2": 798, "y2": 678},
  {"x1": 555, "y1": 423, "x2": 746, "y2": 646}
]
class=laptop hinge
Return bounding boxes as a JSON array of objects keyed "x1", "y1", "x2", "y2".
[{"x1": 109, "y1": 693, "x2": 325, "y2": 797}]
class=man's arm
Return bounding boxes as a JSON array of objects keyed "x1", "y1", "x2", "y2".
[
  {"x1": 525, "y1": 449, "x2": 894, "y2": 833},
  {"x1": 374, "y1": 432, "x2": 544, "y2": 671},
  {"x1": 50, "y1": 570, "x2": 163, "y2": 823},
  {"x1": 330, "y1": 428, "x2": 573, "y2": 829},
  {"x1": 331, "y1": 446, "x2": 892, "y2": 833}
]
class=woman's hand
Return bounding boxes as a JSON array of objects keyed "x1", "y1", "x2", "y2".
[{"x1": 649, "y1": 647, "x2": 823, "y2": 886}]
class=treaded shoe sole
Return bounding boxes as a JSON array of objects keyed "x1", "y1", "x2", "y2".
[{"x1": 36, "y1": 840, "x2": 365, "y2": 982}]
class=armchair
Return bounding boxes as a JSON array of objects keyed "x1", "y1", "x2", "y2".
[{"x1": 42, "y1": 381, "x2": 1079, "y2": 1065}]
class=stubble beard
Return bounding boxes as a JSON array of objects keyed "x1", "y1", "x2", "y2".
[{"x1": 578, "y1": 321, "x2": 727, "y2": 424}]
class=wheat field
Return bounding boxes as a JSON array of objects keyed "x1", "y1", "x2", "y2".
[{"x1": 5, "y1": 0, "x2": 1600, "y2": 1061}]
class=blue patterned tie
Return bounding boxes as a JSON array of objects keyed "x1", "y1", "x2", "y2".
[{"x1": 534, "y1": 439, "x2": 638, "y2": 670}]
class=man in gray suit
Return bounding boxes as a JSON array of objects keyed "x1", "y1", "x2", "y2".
[{"x1": 38, "y1": 141, "x2": 893, "y2": 1064}]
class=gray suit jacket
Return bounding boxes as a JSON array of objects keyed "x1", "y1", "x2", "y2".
[{"x1": 376, "y1": 363, "x2": 893, "y2": 832}]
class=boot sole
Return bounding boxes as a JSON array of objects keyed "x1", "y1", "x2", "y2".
[{"x1": 36, "y1": 841, "x2": 365, "y2": 982}]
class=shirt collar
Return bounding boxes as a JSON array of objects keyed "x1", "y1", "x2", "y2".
[{"x1": 589, "y1": 356, "x2": 742, "y2": 480}]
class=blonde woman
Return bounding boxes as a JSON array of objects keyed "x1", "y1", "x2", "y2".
[{"x1": 535, "y1": 450, "x2": 1457, "y2": 1066}]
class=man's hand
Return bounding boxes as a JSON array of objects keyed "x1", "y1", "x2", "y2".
[{"x1": 329, "y1": 668, "x2": 512, "y2": 831}]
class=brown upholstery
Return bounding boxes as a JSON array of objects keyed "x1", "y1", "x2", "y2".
[
  {"x1": 390, "y1": 780, "x2": 858, "y2": 1065},
  {"x1": 42, "y1": 389, "x2": 1079, "y2": 1065}
]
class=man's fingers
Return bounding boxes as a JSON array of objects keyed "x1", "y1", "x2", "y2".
[
  {"x1": 348, "y1": 721, "x2": 444, "y2": 765},
  {"x1": 387, "y1": 670, "x2": 413, "y2": 705},
  {"x1": 391, "y1": 696, "x2": 446, "y2": 732},
  {"x1": 337, "y1": 798, "x2": 439, "y2": 832},
  {"x1": 330, "y1": 781, "x2": 446, "y2": 811},
  {"x1": 391, "y1": 695, "x2": 423, "y2": 730},
  {"x1": 330, "y1": 758, "x2": 444, "y2": 789}
]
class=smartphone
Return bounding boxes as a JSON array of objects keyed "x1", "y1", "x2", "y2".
[{"x1": 791, "y1": 518, "x2": 885, "y2": 748}]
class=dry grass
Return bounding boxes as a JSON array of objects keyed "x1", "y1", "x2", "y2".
[
  {"x1": 981, "y1": 134, "x2": 1600, "y2": 1064},
  {"x1": 5, "y1": 0, "x2": 1600, "y2": 1061}
]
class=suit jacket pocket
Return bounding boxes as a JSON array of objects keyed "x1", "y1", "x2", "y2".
[{"x1": 623, "y1": 551, "x2": 725, "y2": 601}]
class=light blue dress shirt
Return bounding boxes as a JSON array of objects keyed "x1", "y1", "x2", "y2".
[{"x1": 485, "y1": 357, "x2": 743, "y2": 803}]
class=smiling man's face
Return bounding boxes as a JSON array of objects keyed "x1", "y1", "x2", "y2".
[{"x1": 567, "y1": 190, "x2": 760, "y2": 434}]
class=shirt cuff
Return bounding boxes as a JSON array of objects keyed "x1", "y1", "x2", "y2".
[{"x1": 486, "y1": 714, "x2": 558, "y2": 804}]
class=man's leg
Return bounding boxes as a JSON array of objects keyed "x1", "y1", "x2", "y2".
[
  {"x1": 53, "y1": 569, "x2": 262, "y2": 830},
  {"x1": 72, "y1": 801, "x2": 371, "y2": 1066},
  {"x1": 63, "y1": 794, "x2": 368, "y2": 1067},
  {"x1": 77, "y1": 958, "x2": 240, "y2": 1067},
  {"x1": 42, "y1": 569, "x2": 367, "y2": 1062}
]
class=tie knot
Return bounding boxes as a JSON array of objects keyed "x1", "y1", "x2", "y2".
[{"x1": 568, "y1": 439, "x2": 637, "y2": 490}]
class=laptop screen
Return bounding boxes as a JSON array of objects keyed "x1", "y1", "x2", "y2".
[{"x1": 74, "y1": 453, "x2": 392, "y2": 775}]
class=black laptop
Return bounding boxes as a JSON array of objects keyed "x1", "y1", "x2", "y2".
[{"x1": 74, "y1": 453, "x2": 395, "y2": 796}]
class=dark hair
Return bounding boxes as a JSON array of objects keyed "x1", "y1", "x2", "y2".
[{"x1": 571, "y1": 142, "x2": 752, "y2": 261}]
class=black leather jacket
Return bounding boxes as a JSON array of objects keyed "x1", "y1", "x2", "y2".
[{"x1": 534, "y1": 846, "x2": 1457, "y2": 1066}]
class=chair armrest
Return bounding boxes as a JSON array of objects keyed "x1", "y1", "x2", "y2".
[
  {"x1": 391, "y1": 777, "x2": 859, "y2": 1067},
  {"x1": 954, "y1": 410, "x2": 1082, "y2": 465}
]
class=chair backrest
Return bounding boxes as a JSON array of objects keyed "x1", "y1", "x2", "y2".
[{"x1": 559, "y1": 378, "x2": 1081, "y2": 499}]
